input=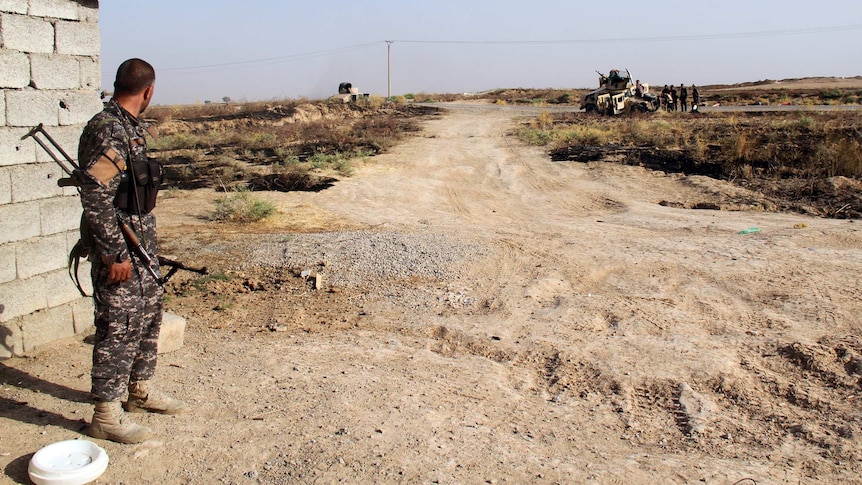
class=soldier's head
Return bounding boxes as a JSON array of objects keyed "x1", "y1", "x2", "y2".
[{"x1": 113, "y1": 58, "x2": 156, "y2": 115}]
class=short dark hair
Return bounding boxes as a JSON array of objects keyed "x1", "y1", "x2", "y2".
[{"x1": 113, "y1": 58, "x2": 155, "y2": 96}]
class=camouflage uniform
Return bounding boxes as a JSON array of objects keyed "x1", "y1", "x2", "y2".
[{"x1": 78, "y1": 99, "x2": 163, "y2": 403}]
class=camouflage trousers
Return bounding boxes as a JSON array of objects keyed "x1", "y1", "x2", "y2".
[{"x1": 90, "y1": 212, "x2": 164, "y2": 402}]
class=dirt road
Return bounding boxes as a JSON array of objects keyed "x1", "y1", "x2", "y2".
[{"x1": 3, "y1": 105, "x2": 862, "y2": 484}]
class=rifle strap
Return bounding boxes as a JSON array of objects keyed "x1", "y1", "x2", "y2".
[{"x1": 68, "y1": 239, "x2": 90, "y2": 297}]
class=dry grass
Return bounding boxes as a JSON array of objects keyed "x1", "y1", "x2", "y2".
[
  {"x1": 147, "y1": 100, "x2": 439, "y2": 192},
  {"x1": 529, "y1": 110, "x2": 862, "y2": 217},
  {"x1": 526, "y1": 111, "x2": 862, "y2": 178}
]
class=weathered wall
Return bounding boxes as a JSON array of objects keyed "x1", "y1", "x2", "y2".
[{"x1": 0, "y1": 0, "x2": 102, "y2": 357}]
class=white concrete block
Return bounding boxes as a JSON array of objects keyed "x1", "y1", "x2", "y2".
[
  {"x1": 15, "y1": 233, "x2": 66, "y2": 279},
  {"x1": 77, "y1": 4, "x2": 97, "y2": 23},
  {"x1": 0, "y1": 50, "x2": 30, "y2": 88},
  {"x1": 79, "y1": 56, "x2": 100, "y2": 90},
  {"x1": 58, "y1": 90, "x2": 101, "y2": 125},
  {"x1": 0, "y1": 200, "x2": 40, "y2": 244},
  {"x1": 0, "y1": 242, "x2": 15, "y2": 283},
  {"x1": 0, "y1": 1, "x2": 29, "y2": 15},
  {"x1": 20, "y1": 304, "x2": 75, "y2": 352},
  {"x1": 31, "y1": 54, "x2": 80, "y2": 89},
  {"x1": 158, "y1": 312, "x2": 186, "y2": 354},
  {"x1": 0, "y1": 91, "x2": 5, "y2": 126},
  {"x1": 6, "y1": 89, "x2": 60, "y2": 127},
  {"x1": 45, "y1": 267, "x2": 82, "y2": 307},
  {"x1": 0, "y1": 127, "x2": 36, "y2": 166},
  {"x1": 71, "y1": 296, "x2": 93, "y2": 333},
  {"x1": 0, "y1": 166, "x2": 10, "y2": 204},
  {"x1": 55, "y1": 20, "x2": 99, "y2": 56},
  {"x1": 41, "y1": 195, "x2": 81, "y2": 235},
  {"x1": 10, "y1": 162, "x2": 64, "y2": 202},
  {"x1": 0, "y1": 273, "x2": 48, "y2": 320},
  {"x1": 2, "y1": 13, "x2": 55, "y2": 53},
  {"x1": 29, "y1": 0, "x2": 78, "y2": 20}
]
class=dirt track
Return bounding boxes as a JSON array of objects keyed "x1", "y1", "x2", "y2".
[{"x1": 2, "y1": 105, "x2": 862, "y2": 484}]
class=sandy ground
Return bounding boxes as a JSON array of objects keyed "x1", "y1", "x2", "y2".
[{"x1": 2, "y1": 105, "x2": 862, "y2": 484}]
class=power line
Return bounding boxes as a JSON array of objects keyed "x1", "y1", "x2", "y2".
[
  {"x1": 158, "y1": 41, "x2": 384, "y2": 74},
  {"x1": 152, "y1": 24, "x2": 862, "y2": 76},
  {"x1": 392, "y1": 24, "x2": 862, "y2": 45}
]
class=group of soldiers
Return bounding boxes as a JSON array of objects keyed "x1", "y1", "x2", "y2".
[{"x1": 659, "y1": 84, "x2": 700, "y2": 112}]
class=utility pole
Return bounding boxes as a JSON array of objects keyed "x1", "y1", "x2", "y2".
[{"x1": 386, "y1": 40, "x2": 393, "y2": 99}]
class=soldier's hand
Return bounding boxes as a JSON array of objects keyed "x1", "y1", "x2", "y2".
[{"x1": 108, "y1": 259, "x2": 132, "y2": 283}]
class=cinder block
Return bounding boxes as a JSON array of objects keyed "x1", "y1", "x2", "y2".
[
  {"x1": 77, "y1": 4, "x2": 98, "y2": 23},
  {"x1": 2, "y1": 14, "x2": 55, "y2": 53},
  {"x1": 45, "y1": 267, "x2": 82, "y2": 307},
  {"x1": 0, "y1": 127, "x2": 36, "y2": 166},
  {"x1": 0, "y1": 321, "x2": 24, "y2": 358},
  {"x1": 158, "y1": 312, "x2": 186, "y2": 354},
  {"x1": 71, "y1": 296, "x2": 93, "y2": 333},
  {"x1": 58, "y1": 90, "x2": 101, "y2": 125},
  {"x1": 20, "y1": 304, "x2": 75, "y2": 353},
  {"x1": 31, "y1": 54, "x2": 81, "y2": 90},
  {"x1": 10, "y1": 162, "x2": 64, "y2": 202},
  {"x1": 29, "y1": 0, "x2": 78, "y2": 20},
  {"x1": 55, "y1": 20, "x2": 99, "y2": 56},
  {"x1": 6, "y1": 89, "x2": 60, "y2": 127},
  {"x1": 0, "y1": 1, "x2": 29, "y2": 15},
  {"x1": 0, "y1": 273, "x2": 48, "y2": 320},
  {"x1": 0, "y1": 200, "x2": 41, "y2": 244},
  {"x1": 0, "y1": 166, "x2": 10, "y2": 204},
  {"x1": 0, "y1": 50, "x2": 30, "y2": 89},
  {"x1": 79, "y1": 56, "x2": 100, "y2": 90},
  {"x1": 41, "y1": 195, "x2": 81, "y2": 235},
  {"x1": 0, "y1": 242, "x2": 15, "y2": 283},
  {"x1": 15, "y1": 233, "x2": 67, "y2": 279}
]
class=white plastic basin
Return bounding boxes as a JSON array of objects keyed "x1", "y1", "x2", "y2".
[{"x1": 28, "y1": 439, "x2": 109, "y2": 485}]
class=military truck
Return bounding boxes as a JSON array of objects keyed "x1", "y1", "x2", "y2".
[
  {"x1": 580, "y1": 69, "x2": 658, "y2": 115},
  {"x1": 330, "y1": 82, "x2": 369, "y2": 103}
]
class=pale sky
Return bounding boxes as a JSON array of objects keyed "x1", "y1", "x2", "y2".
[{"x1": 99, "y1": 1, "x2": 862, "y2": 105}]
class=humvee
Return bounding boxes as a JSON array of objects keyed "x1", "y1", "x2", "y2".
[{"x1": 580, "y1": 69, "x2": 658, "y2": 115}]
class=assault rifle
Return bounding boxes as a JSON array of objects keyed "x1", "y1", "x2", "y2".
[
  {"x1": 118, "y1": 220, "x2": 207, "y2": 284},
  {"x1": 21, "y1": 123, "x2": 208, "y2": 287}
]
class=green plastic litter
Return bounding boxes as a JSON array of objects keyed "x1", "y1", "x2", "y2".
[{"x1": 738, "y1": 227, "x2": 760, "y2": 234}]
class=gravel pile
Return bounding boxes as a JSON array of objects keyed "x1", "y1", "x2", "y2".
[{"x1": 234, "y1": 230, "x2": 490, "y2": 289}]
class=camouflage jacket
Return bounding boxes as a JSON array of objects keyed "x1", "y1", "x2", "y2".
[{"x1": 77, "y1": 99, "x2": 151, "y2": 264}]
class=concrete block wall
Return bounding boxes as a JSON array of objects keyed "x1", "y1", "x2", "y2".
[{"x1": 0, "y1": 0, "x2": 101, "y2": 357}]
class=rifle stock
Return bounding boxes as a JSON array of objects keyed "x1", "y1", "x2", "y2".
[{"x1": 158, "y1": 256, "x2": 207, "y2": 283}]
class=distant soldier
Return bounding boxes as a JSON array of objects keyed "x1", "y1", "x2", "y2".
[
  {"x1": 679, "y1": 84, "x2": 688, "y2": 112},
  {"x1": 692, "y1": 84, "x2": 700, "y2": 110},
  {"x1": 635, "y1": 79, "x2": 644, "y2": 97},
  {"x1": 661, "y1": 85, "x2": 671, "y2": 111},
  {"x1": 670, "y1": 86, "x2": 678, "y2": 111}
]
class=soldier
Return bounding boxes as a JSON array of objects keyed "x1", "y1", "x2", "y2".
[
  {"x1": 78, "y1": 58, "x2": 187, "y2": 444},
  {"x1": 692, "y1": 84, "x2": 700, "y2": 111},
  {"x1": 679, "y1": 84, "x2": 688, "y2": 113}
]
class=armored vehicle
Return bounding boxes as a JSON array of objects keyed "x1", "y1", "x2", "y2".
[{"x1": 580, "y1": 69, "x2": 658, "y2": 115}]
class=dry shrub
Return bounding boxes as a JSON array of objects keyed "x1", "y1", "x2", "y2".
[
  {"x1": 733, "y1": 133, "x2": 751, "y2": 161},
  {"x1": 209, "y1": 188, "x2": 276, "y2": 223},
  {"x1": 531, "y1": 111, "x2": 553, "y2": 130},
  {"x1": 817, "y1": 138, "x2": 862, "y2": 177}
]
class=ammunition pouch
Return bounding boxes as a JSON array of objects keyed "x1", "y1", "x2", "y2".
[{"x1": 114, "y1": 159, "x2": 161, "y2": 214}]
